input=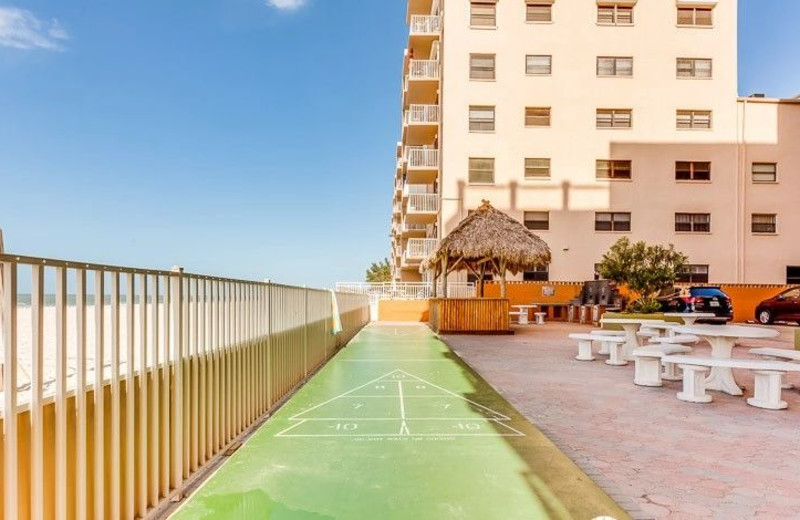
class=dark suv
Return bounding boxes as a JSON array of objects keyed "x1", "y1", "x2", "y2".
[
  {"x1": 659, "y1": 286, "x2": 733, "y2": 323},
  {"x1": 755, "y1": 287, "x2": 800, "y2": 325}
]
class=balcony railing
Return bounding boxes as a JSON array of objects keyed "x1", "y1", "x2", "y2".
[
  {"x1": 407, "y1": 194, "x2": 439, "y2": 214},
  {"x1": 403, "y1": 222, "x2": 428, "y2": 233},
  {"x1": 405, "y1": 147, "x2": 439, "y2": 169},
  {"x1": 410, "y1": 15, "x2": 442, "y2": 36},
  {"x1": 406, "y1": 104, "x2": 440, "y2": 125},
  {"x1": 408, "y1": 60, "x2": 440, "y2": 80},
  {"x1": 403, "y1": 183, "x2": 435, "y2": 196},
  {"x1": 405, "y1": 238, "x2": 438, "y2": 260}
]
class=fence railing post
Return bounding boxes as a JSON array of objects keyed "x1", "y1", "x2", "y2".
[
  {"x1": 1, "y1": 230, "x2": 21, "y2": 520},
  {"x1": 170, "y1": 266, "x2": 184, "y2": 492}
]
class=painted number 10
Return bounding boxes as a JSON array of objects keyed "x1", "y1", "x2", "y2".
[
  {"x1": 332, "y1": 423, "x2": 358, "y2": 431},
  {"x1": 455, "y1": 423, "x2": 480, "y2": 431}
]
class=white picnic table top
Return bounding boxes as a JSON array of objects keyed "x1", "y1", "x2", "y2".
[
  {"x1": 674, "y1": 324, "x2": 779, "y2": 340},
  {"x1": 512, "y1": 304, "x2": 539, "y2": 309},
  {"x1": 600, "y1": 318, "x2": 667, "y2": 325}
]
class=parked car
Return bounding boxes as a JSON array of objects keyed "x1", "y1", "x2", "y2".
[
  {"x1": 755, "y1": 287, "x2": 800, "y2": 325},
  {"x1": 658, "y1": 286, "x2": 733, "y2": 323}
]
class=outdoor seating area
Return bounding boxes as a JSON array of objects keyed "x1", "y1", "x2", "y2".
[
  {"x1": 568, "y1": 316, "x2": 797, "y2": 411},
  {"x1": 444, "y1": 322, "x2": 800, "y2": 518}
]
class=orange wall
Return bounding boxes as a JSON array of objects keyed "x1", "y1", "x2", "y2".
[
  {"x1": 485, "y1": 281, "x2": 792, "y2": 323},
  {"x1": 378, "y1": 300, "x2": 430, "y2": 322},
  {"x1": 484, "y1": 282, "x2": 583, "y2": 306}
]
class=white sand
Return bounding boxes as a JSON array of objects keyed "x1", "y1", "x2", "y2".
[{"x1": 1, "y1": 303, "x2": 170, "y2": 411}]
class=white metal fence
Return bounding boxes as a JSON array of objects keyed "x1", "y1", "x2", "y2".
[
  {"x1": 409, "y1": 15, "x2": 441, "y2": 35},
  {"x1": 405, "y1": 147, "x2": 439, "y2": 169},
  {"x1": 408, "y1": 60, "x2": 440, "y2": 80},
  {"x1": 406, "y1": 105, "x2": 440, "y2": 125},
  {"x1": 0, "y1": 250, "x2": 369, "y2": 520},
  {"x1": 407, "y1": 193, "x2": 438, "y2": 214},
  {"x1": 335, "y1": 282, "x2": 476, "y2": 301}
]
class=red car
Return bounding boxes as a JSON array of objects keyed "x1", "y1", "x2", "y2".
[{"x1": 755, "y1": 287, "x2": 800, "y2": 325}]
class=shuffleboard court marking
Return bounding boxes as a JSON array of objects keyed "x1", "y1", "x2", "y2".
[{"x1": 275, "y1": 369, "x2": 523, "y2": 438}]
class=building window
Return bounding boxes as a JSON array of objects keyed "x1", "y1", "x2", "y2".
[
  {"x1": 470, "y1": 54, "x2": 496, "y2": 80},
  {"x1": 525, "y1": 55, "x2": 552, "y2": 75},
  {"x1": 597, "y1": 56, "x2": 633, "y2": 77},
  {"x1": 524, "y1": 211, "x2": 550, "y2": 230},
  {"x1": 675, "y1": 213, "x2": 711, "y2": 233},
  {"x1": 787, "y1": 266, "x2": 800, "y2": 285},
  {"x1": 523, "y1": 265, "x2": 549, "y2": 281},
  {"x1": 597, "y1": 3, "x2": 634, "y2": 25},
  {"x1": 675, "y1": 161, "x2": 711, "y2": 181},
  {"x1": 524, "y1": 158, "x2": 551, "y2": 179},
  {"x1": 470, "y1": 2, "x2": 497, "y2": 27},
  {"x1": 677, "y1": 110, "x2": 712, "y2": 129},
  {"x1": 596, "y1": 109, "x2": 632, "y2": 129},
  {"x1": 469, "y1": 105, "x2": 495, "y2": 132},
  {"x1": 596, "y1": 160, "x2": 632, "y2": 180},
  {"x1": 595, "y1": 212, "x2": 631, "y2": 232},
  {"x1": 752, "y1": 214, "x2": 777, "y2": 234},
  {"x1": 525, "y1": 107, "x2": 551, "y2": 127},
  {"x1": 469, "y1": 157, "x2": 495, "y2": 184},
  {"x1": 526, "y1": 2, "x2": 553, "y2": 22},
  {"x1": 676, "y1": 265, "x2": 710, "y2": 284},
  {"x1": 677, "y1": 58, "x2": 712, "y2": 79},
  {"x1": 752, "y1": 162, "x2": 777, "y2": 183},
  {"x1": 677, "y1": 6, "x2": 713, "y2": 26}
]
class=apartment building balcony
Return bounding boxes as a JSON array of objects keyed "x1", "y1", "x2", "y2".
[
  {"x1": 404, "y1": 60, "x2": 440, "y2": 107},
  {"x1": 404, "y1": 193, "x2": 438, "y2": 224},
  {"x1": 404, "y1": 147, "x2": 438, "y2": 184},
  {"x1": 409, "y1": 15, "x2": 441, "y2": 37},
  {"x1": 402, "y1": 238, "x2": 438, "y2": 268},
  {"x1": 403, "y1": 104, "x2": 439, "y2": 145},
  {"x1": 407, "y1": 0, "x2": 436, "y2": 23},
  {"x1": 401, "y1": 221, "x2": 428, "y2": 237}
]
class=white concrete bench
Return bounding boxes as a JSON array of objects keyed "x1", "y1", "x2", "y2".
[
  {"x1": 661, "y1": 355, "x2": 800, "y2": 409},
  {"x1": 534, "y1": 312, "x2": 547, "y2": 325},
  {"x1": 632, "y1": 345, "x2": 694, "y2": 387},
  {"x1": 649, "y1": 334, "x2": 700, "y2": 345},
  {"x1": 569, "y1": 333, "x2": 627, "y2": 364},
  {"x1": 749, "y1": 348, "x2": 800, "y2": 389},
  {"x1": 509, "y1": 311, "x2": 528, "y2": 324}
]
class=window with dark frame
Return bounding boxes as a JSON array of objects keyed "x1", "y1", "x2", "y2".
[
  {"x1": 675, "y1": 213, "x2": 711, "y2": 233},
  {"x1": 523, "y1": 265, "x2": 550, "y2": 282},
  {"x1": 676, "y1": 265, "x2": 710, "y2": 284},
  {"x1": 525, "y1": 158, "x2": 551, "y2": 179},
  {"x1": 525, "y1": 55, "x2": 552, "y2": 75},
  {"x1": 677, "y1": 6, "x2": 713, "y2": 26},
  {"x1": 677, "y1": 58, "x2": 712, "y2": 78},
  {"x1": 468, "y1": 157, "x2": 495, "y2": 184},
  {"x1": 526, "y1": 2, "x2": 553, "y2": 22},
  {"x1": 597, "y1": 56, "x2": 633, "y2": 77},
  {"x1": 596, "y1": 160, "x2": 632, "y2": 180},
  {"x1": 525, "y1": 107, "x2": 551, "y2": 127},
  {"x1": 675, "y1": 161, "x2": 711, "y2": 181},
  {"x1": 524, "y1": 211, "x2": 550, "y2": 230},
  {"x1": 469, "y1": 105, "x2": 495, "y2": 131},
  {"x1": 677, "y1": 110, "x2": 712, "y2": 129},
  {"x1": 595, "y1": 212, "x2": 631, "y2": 232},
  {"x1": 470, "y1": 54, "x2": 496, "y2": 80},
  {"x1": 752, "y1": 214, "x2": 777, "y2": 234},
  {"x1": 787, "y1": 266, "x2": 800, "y2": 285},
  {"x1": 752, "y1": 163, "x2": 777, "y2": 183},
  {"x1": 470, "y1": 2, "x2": 497, "y2": 26},
  {"x1": 596, "y1": 109, "x2": 632, "y2": 128}
]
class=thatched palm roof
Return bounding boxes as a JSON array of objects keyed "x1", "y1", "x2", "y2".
[{"x1": 421, "y1": 200, "x2": 551, "y2": 275}]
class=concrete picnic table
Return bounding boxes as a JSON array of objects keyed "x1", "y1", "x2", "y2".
[
  {"x1": 511, "y1": 305, "x2": 538, "y2": 324},
  {"x1": 600, "y1": 318, "x2": 667, "y2": 360},
  {"x1": 640, "y1": 321, "x2": 683, "y2": 337},
  {"x1": 664, "y1": 312, "x2": 717, "y2": 325},
  {"x1": 674, "y1": 324, "x2": 780, "y2": 396}
]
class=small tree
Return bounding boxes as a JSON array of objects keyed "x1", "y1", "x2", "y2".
[
  {"x1": 365, "y1": 258, "x2": 393, "y2": 283},
  {"x1": 597, "y1": 238, "x2": 688, "y2": 313}
]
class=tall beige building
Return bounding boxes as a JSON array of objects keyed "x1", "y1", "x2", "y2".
[{"x1": 391, "y1": 0, "x2": 800, "y2": 285}]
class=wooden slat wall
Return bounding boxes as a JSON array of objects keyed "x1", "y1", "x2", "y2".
[{"x1": 430, "y1": 299, "x2": 510, "y2": 333}]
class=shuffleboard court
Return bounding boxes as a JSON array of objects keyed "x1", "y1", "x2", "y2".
[{"x1": 170, "y1": 323, "x2": 630, "y2": 520}]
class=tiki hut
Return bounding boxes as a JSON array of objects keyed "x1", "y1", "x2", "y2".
[{"x1": 421, "y1": 200, "x2": 551, "y2": 298}]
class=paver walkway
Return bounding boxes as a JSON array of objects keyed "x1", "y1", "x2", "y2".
[{"x1": 170, "y1": 322, "x2": 629, "y2": 520}]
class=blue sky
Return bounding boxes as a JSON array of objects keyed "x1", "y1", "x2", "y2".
[{"x1": 0, "y1": 0, "x2": 798, "y2": 289}]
